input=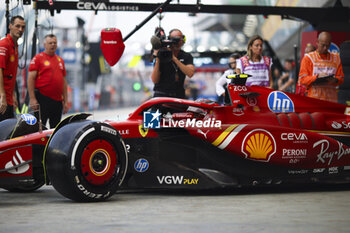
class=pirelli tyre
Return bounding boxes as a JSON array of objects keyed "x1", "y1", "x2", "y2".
[
  {"x1": 45, "y1": 121, "x2": 128, "y2": 202},
  {"x1": 0, "y1": 118, "x2": 18, "y2": 141}
]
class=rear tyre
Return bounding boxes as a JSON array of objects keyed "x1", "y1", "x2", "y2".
[{"x1": 46, "y1": 121, "x2": 128, "y2": 202}]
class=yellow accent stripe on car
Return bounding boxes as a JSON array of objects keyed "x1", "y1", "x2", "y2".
[
  {"x1": 307, "y1": 130, "x2": 350, "y2": 137},
  {"x1": 212, "y1": 124, "x2": 238, "y2": 146},
  {"x1": 218, "y1": 124, "x2": 247, "y2": 150}
]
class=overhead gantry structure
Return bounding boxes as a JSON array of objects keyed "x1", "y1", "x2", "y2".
[{"x1": 34, "y1": 0, "x2": 350, "y2": 31}]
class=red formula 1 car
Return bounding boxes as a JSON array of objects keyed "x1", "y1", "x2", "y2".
[{"x1": 0, "y1": 75, "x2": 350, "y2": 202}]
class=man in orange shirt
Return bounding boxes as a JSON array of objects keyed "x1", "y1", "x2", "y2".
[
  {"x1": 0, "y1": 16, "x2": 26, "y2": 122},
  {"x1": 298, "y1": 32, "x2": 344, "y2": 102},
  {"x1": 28, "y1": 34, "x2": 68, "y2": 128}
]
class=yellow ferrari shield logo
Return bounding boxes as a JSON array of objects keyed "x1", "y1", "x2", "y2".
[{"x1": 138, "y1": 124, "x2": 149, "y2": 137}]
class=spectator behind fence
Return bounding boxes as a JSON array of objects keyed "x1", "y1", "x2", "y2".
[
  {"x1": 236, "y1": 35, "x2": 273, "y2": 88},
  {"x1": 0, "y1": 16, "x2": 26, "y2": 122},
  {"x1": 215, "y1": 52, "x2": 241, "y2": 103},
  {"x1": 278, "y1": 59, "x2": 296, "y2": 93},
  {"x1": 28, "y1": 34, "x2": 69, "y2": 128},
  {"x1": 151, "y1": 29, "x2": 195, "y2": 99},
  {"x1": 298, "y1": 32, "x2": 344, "y2": 102}
]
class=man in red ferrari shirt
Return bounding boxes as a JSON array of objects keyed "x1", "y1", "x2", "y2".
[
  {"x1": 28, "y1": 34, "x2": 69, "y2": 128},
  {"x1": 0, "y1": 16, "x2": 26, "y2": 122}
]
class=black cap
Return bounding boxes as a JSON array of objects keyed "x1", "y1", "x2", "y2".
[{"x1": 229, "y1": 52, "x2": 241, "y2": 59}]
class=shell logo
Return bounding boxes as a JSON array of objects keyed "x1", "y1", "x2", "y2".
[
  {"x1": 10, "y1": 55, "x2": 15, "y2": 62},
  {"x1": 44, "y1": 60, "x2": 50, "y2": 66},
  {"x1": 242, "y1": 129, "x2": 276, "y2": 161}
]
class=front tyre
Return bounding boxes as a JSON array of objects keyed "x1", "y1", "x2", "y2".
[{"x1": 46, "y1": 121, "x2": 128, "y2": 202}]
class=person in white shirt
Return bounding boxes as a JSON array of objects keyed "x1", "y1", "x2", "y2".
[{"x1": 216, "y1": 53, "x2": 241, "y2": 103}]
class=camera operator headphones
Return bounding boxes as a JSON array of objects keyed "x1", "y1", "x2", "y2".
[
  {"x1": 183, "y1": 35, "x2": 187, "y2": 43},
  {"x1": 168, "y1": 29, "x2": 186, "y2": 44}
]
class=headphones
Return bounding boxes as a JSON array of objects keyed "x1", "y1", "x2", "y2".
[
  {"x1": 182, "y1": 35, "x2": 186, "y2": 43},
  {"x1": 168, "y1": 29, "x2": 186, "y2": 44}
]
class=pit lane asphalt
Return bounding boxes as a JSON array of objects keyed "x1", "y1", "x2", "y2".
[
  {"x1": 1, "y1": 108, "x2": 350, "y2": 233},
  {"x1": 1, "y1": 185, "x2": 350, "y2": 233}
]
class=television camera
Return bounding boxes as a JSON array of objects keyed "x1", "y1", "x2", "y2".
[{"x1": 150, "y1": 27, "x2": 183, "y2": 63}]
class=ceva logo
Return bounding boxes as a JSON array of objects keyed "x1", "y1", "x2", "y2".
[
  {"x1": 267, "y1": 91, "x2": 294, "y2": 113},
  {"x1": 77, "y1": 2, "x2": 107, "y2": 10}
]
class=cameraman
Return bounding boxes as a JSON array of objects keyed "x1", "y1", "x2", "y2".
[{"x1": 151, "y1": 29, "x2": 195, "y2": 99}]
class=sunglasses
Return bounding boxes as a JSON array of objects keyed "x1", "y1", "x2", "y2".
[{"x1": 229, "y1": 62, "x2": 236, "y2": 65}]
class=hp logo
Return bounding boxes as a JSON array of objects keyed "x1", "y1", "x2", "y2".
[
  {"x1": 134, "y1": 158, "x2": 149, "y2": 172},
  {"x1": 21, "y1": 114, "x2": 37, "y2": 125},
  {"x1": 267, "y1": 91, "x2": 294, "y2": 113}
]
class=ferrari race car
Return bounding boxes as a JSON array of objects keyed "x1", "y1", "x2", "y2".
[{"x1": 0, "y1": 75, "x2": 350, "y2": 202}]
